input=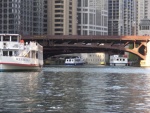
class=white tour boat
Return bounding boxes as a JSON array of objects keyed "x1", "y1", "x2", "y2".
[
  {"x1": 0, "y1": 34, "x2": 43, "y2": 71},
  {"x1": 109, "y1": 55, "x2": 128, "y2": 66},
  {"x1": 65, "y1": 56, "x2": 85, "y2": 65}
]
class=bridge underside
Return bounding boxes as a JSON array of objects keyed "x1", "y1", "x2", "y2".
[
  {"x1": 42, "y1": 41, "x2": 146, "y2": 60},
  {"x1": 43, "y1": 47, "x2": 125, "y2": 59},
  {"x1": 23, "y1": 35, "x2": 148, "y2": 60}
]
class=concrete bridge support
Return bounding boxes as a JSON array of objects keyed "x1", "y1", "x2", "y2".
[{"x1": 140, "y1": 41, "x2": 150, "y2": 67}]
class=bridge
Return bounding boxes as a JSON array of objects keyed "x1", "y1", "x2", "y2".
[{"x1": 22, "y1": 35, "x2": 150, "y2": 66}]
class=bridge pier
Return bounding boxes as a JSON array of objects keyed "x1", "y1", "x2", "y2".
[{"x1": 140, "y1": 41, "x2": 150, "y2": 67}]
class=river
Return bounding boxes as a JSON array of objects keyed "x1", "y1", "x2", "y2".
[{"x1": 0, "y1": 65, "x2": 150, "y2": 113}]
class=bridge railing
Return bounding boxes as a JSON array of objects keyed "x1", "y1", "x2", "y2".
[{"x1": 22, "y1": 35, "x2": 150, "y2": 41}]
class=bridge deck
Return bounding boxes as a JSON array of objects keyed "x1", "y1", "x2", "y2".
[{"x1": 22, "y1": 35, "x2": 150, "y2": 41}]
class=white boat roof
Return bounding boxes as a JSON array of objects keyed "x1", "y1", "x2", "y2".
[{"x1": 0, "y1": 34, "x2": 20, "y2": 36}]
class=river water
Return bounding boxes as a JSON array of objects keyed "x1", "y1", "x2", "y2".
[{"x1": 0, "y1": 65, "x2": 150, "y2": 113}]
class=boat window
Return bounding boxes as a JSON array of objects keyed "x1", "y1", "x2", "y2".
[
  {"x1": 9, "y1": 51, "x2": 12, "y2": 56},
  {"x1": 31, "y1": 51, "x2": 35, "y2": 58},
  {"x1": 11, "y1": 36, "x2": 18, "y2": 41},
  {"x1": 117, "y1": 59, "x2": 119, "y2": 61},
  {"x1": 123, "y1": 59, "x2": 125, "y2": 61},
  {"x1": 3, "y1": 36, "x2": 10, "y2": 41},
  {"x1": 36, "y1": 52, "x2": 38, "y2": 59},
  {"x1": 120, "y1": 59, "x2": 122, "y2": 61},
  {"x1": 75, "y1": 59, "x2": 80, "y2": 61},
  {"x1": 3, "y1": 51, "x2": 8, "y2": 56}
]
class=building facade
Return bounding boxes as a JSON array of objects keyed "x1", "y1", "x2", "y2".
[
  {"x1": 77, "y1": 0, "x2": 108, "y2": 64},
  {"x1": 77, "y1": 0, "x2": 108, "y2": 35},
  {"x1": 0, "y1": 0, "x2": 47, "y2": 35},
  {"x1": 139, "y1": 18, "x2": 150, "y2": 36},
  {"x1": 47, "y1": 0, "x2": 77, "y2": 35},
  {"x1": 137, "y1": 0, "x2": 150, "y2": 20},
  {"x1": 137, "y1": 0, "x2": 150, "y2": 35},
  {"x1": 108, "y1": 0, "x2": 135, "y2": 35},
  {"x1": 81, "y1": 53, "x2": 109, "y2": 65}
]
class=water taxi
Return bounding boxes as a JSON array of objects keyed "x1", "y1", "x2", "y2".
[
  {"x1": 65, "y1": 56, "x2": 85, "y2": 65},
  {"x1": 0, "y1": 34, "x2": 43, "y2": 71},
  {"x1": 109, "y1": 55, "x2": 128, "y2": 66}
]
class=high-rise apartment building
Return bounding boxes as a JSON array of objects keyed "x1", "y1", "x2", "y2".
[
  {"x1": 77, "y1": 0, "x2": 108, "y2": 35},
  {"x1": 0, "y1": 0, "x2": 47, "y2": 35},
  {"x1": 137, "y1": 0, "x2": 150, "y2": 35},
  {"x1": 47, "y1": 0, "x2": 77, "y2": 35},
  {"x1": 108, "y1": 0, "x2": 135, "y2": 35},
  {"x1": 21, "y1": 0, "x2": 47, "y2": 35},
  {"x1": 137, "y1": 0, "x2": 150, "y2": 20}
]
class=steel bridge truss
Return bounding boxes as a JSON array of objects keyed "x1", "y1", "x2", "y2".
[{"x1": 23, "y1": 35, "x2": 149, "y2": 59}]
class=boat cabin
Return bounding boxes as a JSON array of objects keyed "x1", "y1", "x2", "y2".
[
  {"x1": 109, "y1": 55, "x2": 128, "y2": 66},
  {"x1": 0, "y1": 34, "x2": 42, "y2": 60},
  {"x1": 0, "y1": 34, "x2": 20, "y2": 56}
]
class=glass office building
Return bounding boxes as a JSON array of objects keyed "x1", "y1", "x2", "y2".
[
  {"x1": 0, "y1": 0, "x2": 47, "y2": 35},
  {"x1": 77, "y1": 0, "x2": 108, "y2": 35}
]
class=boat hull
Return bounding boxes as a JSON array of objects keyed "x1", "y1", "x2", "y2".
[
  {"x1": 109, "y1": 63, "x2": 128, "y2": 66},
  {"x1": 0, "y1": 64, "x2": 42, "y2": 72},
  {"x1": 65, "y1": 63, "x2": 85, "y2": 65}
]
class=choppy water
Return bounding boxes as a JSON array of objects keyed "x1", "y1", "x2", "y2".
[{"x1": 0, "y1": 65, "x2": 150, "y2": 113}]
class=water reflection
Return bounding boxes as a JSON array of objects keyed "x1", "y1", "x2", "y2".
[
  {"x1": 0, "y1": 72, "x2": 39, "y2": 113},
  {"x1": 0, "y1": 67, "x2": 150, "y2": 112}
]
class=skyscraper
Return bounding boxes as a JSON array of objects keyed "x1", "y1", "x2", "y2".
[
  {"x1": 108, "y1": 0, "x2": 135, "y2": 35},
  {"x1": 137, "y1": 0, "x2": 150, "y2": 19},
  {"x1": 77, "y1": 0, "x2": 108, "y2": 35},
  {"x1": 47, "y1": 0, "x2": 77, "y2": 35},
  {"x1": 0, "y1": 0, "x2": 47, "y2": 35}
]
